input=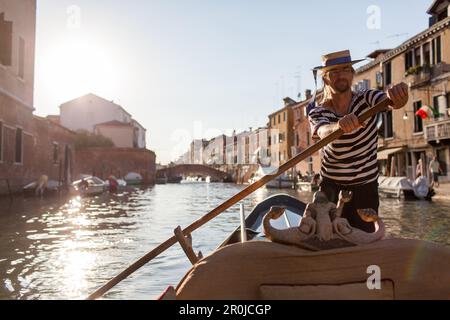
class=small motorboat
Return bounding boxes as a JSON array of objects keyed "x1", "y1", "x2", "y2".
[
  {"x1": 297, "y1": 174, "x2": 320, "y2": 192},
  {"x1": 70, "y1": 176, "x2": 106, "y2": 197},
  {"x1": 167, "y1": 176, "x2": 183, "y2": 184},
  {"x1": 378, "y1": 176, "x2": 435, "y2": 200},
  {"x1": 249, "y1": 166, "x2": 294, "y2": 189},
  {"x1": 156, "y1": 176, "x2": 168, "y2": 185},
  {"x1": 166, "y1": 194, "x2": 450, "y2": 300},
  {"x1": 124, "y1": 172, "x2": 143, "y2": 185},
  {"x1": 105, "y1": 176, "x2": 127, "y2": 192}
]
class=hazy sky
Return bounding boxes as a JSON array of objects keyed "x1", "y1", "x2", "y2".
[{"x1": 34, "y1": 0, "x2": 433, "y2": 164}]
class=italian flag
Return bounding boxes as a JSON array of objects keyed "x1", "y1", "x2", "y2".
[{"x1": 415, "y1": 105, "x2": 438, "y2": 120}]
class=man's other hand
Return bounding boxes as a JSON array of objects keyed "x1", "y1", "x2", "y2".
[{"x1": 388, "y1": 82, "x2": 409, "y2": 110}]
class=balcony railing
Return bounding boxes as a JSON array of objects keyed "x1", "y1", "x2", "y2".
[
  {"x1": 406, "y1": 63, "x2": 450, "y2": 89},
  {"x1": 425, "y1": 119, "x2": 450, "y2": 142},
  {"x1": 405, "y1": 66, "x2": 431, "y2": 88}
]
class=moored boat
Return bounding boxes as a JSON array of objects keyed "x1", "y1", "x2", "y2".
[
  {"x1": 378, "y1": 176, "x2": 435, "y2": 200},
  {"x1": 124, "y1": 172, "x2": 143, "y2": 185},
  {"x1": 166, "y1": 194, "x2": 450, "y2": 300},
  {"x1": 156, "y1": 176, "x2": 168, "y2": 185},
  {"x1": 249, "y1": 166, "x2": 294, "y2": 189},
  {"x1": 70, "y1": 176, "x2": 106, "y2": 197}
]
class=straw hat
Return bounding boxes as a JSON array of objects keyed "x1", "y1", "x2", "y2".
[{"x1": 313, "y1": 50, "x2": 365, "y2": 73}]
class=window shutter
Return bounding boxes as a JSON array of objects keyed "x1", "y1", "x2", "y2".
[{"x1": 0, "y1": 13, "x2": 13, "y2": 66}]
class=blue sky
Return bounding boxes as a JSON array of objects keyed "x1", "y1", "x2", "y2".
[{"x1": 34, "y1": 0, "x2": 433, "y2": 163}]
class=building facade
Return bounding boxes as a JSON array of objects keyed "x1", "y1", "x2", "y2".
[
  {"x1": 267, "y1": 98, "x2": 296, "y2": 166},
  {"x1": 292, "y1": 90, "x2": 322, "y2": 176},
  {"x1": 354, "y1": 0, "x2": 450, "y2": 182},
  {"x1": 59, "y1": 93, "x2": 147, "y2": 149},
  {"x1": 94, "y1": 120, "x2": 136, "y2": 148},
  {"x1": 0, "y1": 1, "x2": 77, "y2": 194}
]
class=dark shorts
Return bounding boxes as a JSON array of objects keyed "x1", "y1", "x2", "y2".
[
  {"x1": 319, "y1": 178, "x2": 379, "y2": 233},
  {"x1": 433, "y1": 173, "x2": 439, "y2": 182}
]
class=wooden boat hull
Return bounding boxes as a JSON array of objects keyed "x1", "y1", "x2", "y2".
[
  {"x1": 175, "y1": 239, "x2": 450, "y2": 300},
  {"x1": 173, "y1": 194, "x2": 450, "y2": 300}
]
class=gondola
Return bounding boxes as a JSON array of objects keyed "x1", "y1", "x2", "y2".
[{"x1": 170, "y1": 194, "x2": 450, "y2": 300}]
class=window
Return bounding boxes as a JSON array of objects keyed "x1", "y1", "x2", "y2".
[
  {"x1": 431, "y1": 37, "x2": 441, "y2": 65},
  {"x1": 382, "y1": 111, "x2": 393, "y2": 138},
  {"x1": 413, "y1": 101, "x2": 423, "y2": 133},
  {"x1": 18, "y1": 37, "x2": 25, "y2": 79},
  {"x1": 423, "y1": 42, "x2": 431, "y2": 66},
  {"x1": 433, "y1": 95, "x2": 441, "y2": 119},
  {"x1": 283, "y1": 112, "x2": 286, "y2": 122},
  {"x1": 414, "y1": 47, "x2": 421, "y2": 67},
  {"x1": 0, "y1": 121, "x2": 3, "y2": 162},
  {"x1": 15, "y1": 128, "x2": 23, "y2": 163},
  {"x1": 436, "y1": 36, "x2": 442, "y2": 64},
  {"x1": 278, "y1": 114, "x2": 281, "y2": 124},
  {"x1": 0, "y1": 13, "x2": 13, "y2": 66},
  {"x1": 447, "y1": 93, "x2": 450, "y2": 109},
  {"x1": 376, "y1": 72, "x2": 383, "y2": 89},
  {"x1": 53, "y1": 143, "x2": 59, "y2": 164},
  {"x1": 384, "y1": 62, "x2": 392, "y2": 87},
  {"x1": 405, "y1": 51, "x2": 414, "y2": 71}
]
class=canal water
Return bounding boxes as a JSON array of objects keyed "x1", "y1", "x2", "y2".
[{"x1": 0, "y1": 183, "x2": 449, "y2": 300}]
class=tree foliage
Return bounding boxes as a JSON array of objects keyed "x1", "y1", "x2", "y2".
[{"x1": 75, "y1": 130, "x2": 115, "y2": 149}]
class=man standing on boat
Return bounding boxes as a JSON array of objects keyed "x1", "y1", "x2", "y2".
[{"x1": 309, "y1": 50, "x2": 409, "y2": 233}]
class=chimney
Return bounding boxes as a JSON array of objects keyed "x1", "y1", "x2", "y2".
[
  {"x1": 283, "y1": 97, "x2": 297, "y2": 107},
  {"x1": 305, "y1": 89, "x2": 312, "y2": 100}
]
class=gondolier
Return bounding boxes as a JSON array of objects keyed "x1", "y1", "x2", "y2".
[{"x1": 308, "y1": 50, "x2": 409, "y2": 232}]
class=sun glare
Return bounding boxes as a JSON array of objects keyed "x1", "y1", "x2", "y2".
[{"x1": 39, "y1": 35, "x2": 119, "y2": 103}]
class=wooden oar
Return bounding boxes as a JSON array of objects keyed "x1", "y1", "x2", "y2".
[{"x1": 86, "y1": 97, "x2": 392, "y2": 300}]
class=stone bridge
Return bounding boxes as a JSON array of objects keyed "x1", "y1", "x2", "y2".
[{"x1": 157, "y1": 165, "x2": 232, "y2": 182}]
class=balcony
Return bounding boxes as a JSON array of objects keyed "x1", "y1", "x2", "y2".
[
  {"x1": 425, "y1": 119, "x2": 450, "y2": 143},
  {"x1": 405, "y1": 66, "x2": 431, "y2": 88},
  {"x1": 406, "y1": 63, "x2": 450, "y2": 89}
]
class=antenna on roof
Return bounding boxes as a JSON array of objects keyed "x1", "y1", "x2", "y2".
[
  {"x1": 294, "y1": 66, "x2": 302, "y2": 100},
  {"x1": 370, "y1": 40, "x2": 381, "y2": 48},
  {"x1": 387, "y1": 33, "x2": 409, "y2": 40}
]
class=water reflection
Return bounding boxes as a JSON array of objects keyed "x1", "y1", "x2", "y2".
[{"x1": 0, "y1": 183, "x2": 448, "y2": 300}]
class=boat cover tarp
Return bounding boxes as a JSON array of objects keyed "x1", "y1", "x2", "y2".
[
  {"x1": 412, "y1": 176, "x2": 431, "y2": 198},
  {"x1": 175, "y1": 239, "x2": 450, "y2": 300}
]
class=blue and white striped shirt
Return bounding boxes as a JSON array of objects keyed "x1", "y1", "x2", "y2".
[{"x1": 309, "y1": 89, "x2": 386, "y2": 186}]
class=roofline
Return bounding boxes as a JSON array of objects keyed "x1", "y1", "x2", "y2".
[
  {"x1": 427, "y1": 0, "x2": 447, "y2": 14},
  {"x1": 356, "y1": 16, "x2": 450, "y2": 74},
  {"x1": 94, "y1": 121, "x2": 134, "y2": 127},
  {"x1": 132, "y1": 119, "x2": 147, "y2": 131},
  {"x1": 59, "y1": 93, "x2": 132, "y2": 117},
  {"x1": 33, "y1": 115, "x2": 77, "y2": 135},
  {"x1": 291, "y1": 89, "x2": 325, "y2": 109},
  {"x1": 267, "y1": 105, "x2": 294, "y2": 118}
]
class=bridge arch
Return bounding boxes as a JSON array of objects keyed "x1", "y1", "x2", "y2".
[{"x1": 156, "y1": 165, "x2": 231, "y2": 182}]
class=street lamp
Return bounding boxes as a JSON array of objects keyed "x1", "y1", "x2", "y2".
[{"x1": 402, "y1": 111, "x2": 417, "y2": 121}]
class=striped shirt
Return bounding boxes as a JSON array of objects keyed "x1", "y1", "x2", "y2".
[{"x1": 309, "y1": 89, "x2": 387, "y2": 186}]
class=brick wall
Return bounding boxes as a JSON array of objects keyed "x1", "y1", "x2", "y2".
[
  {"x1": 0, "y1": 92, "x2": 76, "y2": 194},
  {"x1": 74, "y1": 147, "x2": 156, "y2": 185}
]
